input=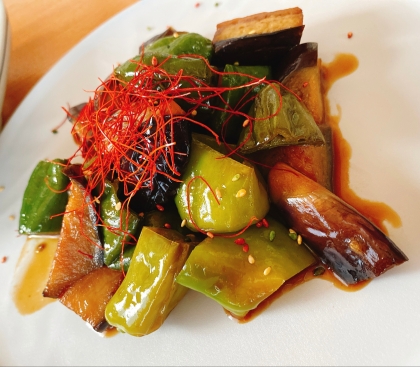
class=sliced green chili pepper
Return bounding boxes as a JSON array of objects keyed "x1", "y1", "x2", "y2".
[
  {"x1": 115, "y1": 54, "x2": 214, "y2": 84},
  {"x1": 175, "y1": 135, "x2": 270, "y2": 233},
  {"x1": 210, "y1": 64, "x2": 271, "y2": 142},
  {"x1": 107, "y1": 203, "x2": 195, "y2": 272},
  {"x1": 144, "y1": 32, "x2": 214, "y2": 61},
  {"x1": 100, "y1": 179, "x2": 143, "y2": 266},
  {"x1": 105, "y1": 227, "x2": 191, "y2": 337},
  {"x1": 19, "y1": 159, "x2": 69, "y2": 235},
  {"x1": 175, "y1": 216, "x2": 317, "y2": 318},
  {"x1": 238, "y1": 84, "x2": 325, "y2": 153}
]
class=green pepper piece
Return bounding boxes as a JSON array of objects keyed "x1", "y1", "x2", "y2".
[
  {"x1": 175, "y1": 135, "x2": 270, "y2": 233},
  {"x1": 116, "y1": 32, "x2": 214, "y2": 95},
  {"x1": 100, "y1": 180, "x2": 143, "y2": 266},
  {"x1": 115, "y1": 54, "x2": 214, "y2": 84},
  {"x1": 19, "y1": 159, "x2": 69, "y2": 235},
  {"x1": 144, "y1": 33, "x2": 214, "y2": 61},
  {"x1": 105, "y1": 227, "x2": 191, "y2": 337},
  {"x1": 238, "y1": 84, "x2": 325, "y2": 154},
  {"x1": 210, "y1": 64, "x2": 271, "y2": 142},
  {"x1": 176, "y1": 216, "x2": 317, "y2": 318},
  {"x1": 107, "y1": 245, "x2": 135, "y2": 273},
  {"x1": 107, "y1": 204, "x2": 194, "y2": 272}
]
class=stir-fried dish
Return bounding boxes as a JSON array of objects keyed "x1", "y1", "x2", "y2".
[{"x1": 17, "y1": 7, "x2": 408, "y2": 336}]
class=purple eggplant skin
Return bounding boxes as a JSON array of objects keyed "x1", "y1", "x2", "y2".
[
  {"x1": 268, "y1": 162, "x2": 408, "y2": 285},
  {"x1": 120, "y1": 116, "x2": 191, "y2": 213},
  {"x1": 212, "y1": 26, "x2": 304, "y2": 67},
  {"x1": 274, "y1": 42, "x2": 318, "y2": 82}
]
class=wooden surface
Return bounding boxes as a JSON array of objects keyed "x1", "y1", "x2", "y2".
[{"x1": 2, "y1": 0, "x2": 139, "y2": 125}]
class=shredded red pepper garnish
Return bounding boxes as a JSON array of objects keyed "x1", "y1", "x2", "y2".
[{"x1": 67, "y1": 54, "x2": 285, "y2": 205}]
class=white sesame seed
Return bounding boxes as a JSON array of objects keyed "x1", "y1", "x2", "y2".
[
  {"x1": 9, "y1": 215, "x2": 15, "y2": 221},
  {"x1": 181, "y1": 219, "x2": 187, "y2": 227},
  {"x1": 248, "y1": 30, "x2": 256, "y2": 35},
  {"x1": 248, "y1": 255, "x2": 255, "y2": 264},
  {"x1": 236, "y1": 189, "x2": 246, "y2": 198},
  {"x1": 216, "y1": 187, "x2": 222, "y2": 199},
  {"x1": 114, "y1": 202, "x2": 122, "y2": 211},
  {"x1": 231, "y1": 174, "x2": 240, "y2": 182},
  {"x1": 297, "y1": 234, "x2": 302, "y2": 245},
  {"x1": 289, "y1": 228, "x2": 296, "y2": 234},
  {"x1": 263, "y1": 266, "x2": 272, "y2": 276},
  {"x1": 0, "y1": 186, "x2": 4, "y2": 192}
]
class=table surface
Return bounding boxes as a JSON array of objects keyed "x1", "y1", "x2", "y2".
[{"x1": 2, "y1": 0, "x2": 139, "y2": 125}]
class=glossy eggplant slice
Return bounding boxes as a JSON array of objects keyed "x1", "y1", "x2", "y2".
[
  {"x1": 268, "y1": 162, "x2": 408, "y2": 285},
  {"x1": 279, "y1": 46, "x2": 325, "y2": 127},
  {"x1": 275, "y1": 42, "x2": 318, "y2": 82},
  {"x1": 212, "y1": 26, "x2": 304, "y2": 67},
  {"x1": 249, "y1": 124, "x2": 333, "y2": 190},
  {"x1": 120, "y1": 115, "x2": 192, "y2": 213},
  {"x1": 140, "y1": 27, "x2": 185, "y2": 50}
]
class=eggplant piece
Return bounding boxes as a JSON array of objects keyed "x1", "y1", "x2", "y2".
[
  {"x1": 249, "y1": 124, "x2": 333, "y2": 190},
  {"x1": 140, "y1": 27, "x2": 186, "y2": 50},
  {"x1": 212, "y1": 26, "x2": 304, "y2": 67},
  {"x1": 59, "y1": 267, "x2": 124, "y2": 332},
  {"x1": 276, "y1": 42, "x2": 325, "y2": 127},
  {"x1": 120, "y1": 114, "x2": 192, "y2": 213},
  {"x1": 213, "y1": 7, "x2": 303, "y2": 42},
  {"x1": 43, "y1": 177, "x2": 104, "y2": 298},
  {"x1": 275, "y1": 42, "x2": 318, "y2": 81},
  {"x1": 268, "y1": 162, "x2": 408, "y2": 285}
]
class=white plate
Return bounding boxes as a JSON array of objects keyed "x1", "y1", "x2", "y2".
[{"x1": 1, "y1": 0, "x2": 420, "y2": 365}]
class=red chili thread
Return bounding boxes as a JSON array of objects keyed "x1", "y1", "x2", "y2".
[
  {"x1": 77, "y1": 250, "x2": 94, "y2": 260},
  {"x1": 242, "y1": 244, "x2": 249, "y2": 252},
  {"x1": 66, "y1": 54, "x2": 294, "y2": 241},
  {"x1": 70, "y1": 55, "x2": 287, "y2": 206}
]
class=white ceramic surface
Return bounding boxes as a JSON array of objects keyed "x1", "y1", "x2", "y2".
[{"x1": 0, "y1": 0, "x2": 419, "y2": 365}]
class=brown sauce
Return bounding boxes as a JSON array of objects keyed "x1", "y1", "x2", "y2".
[
  {"x1": 321, "y1": 53, "x2": 402, "y2": 234},
  {"x1": 12, "y1": 237, "x2": 58, "y2": 314}
]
